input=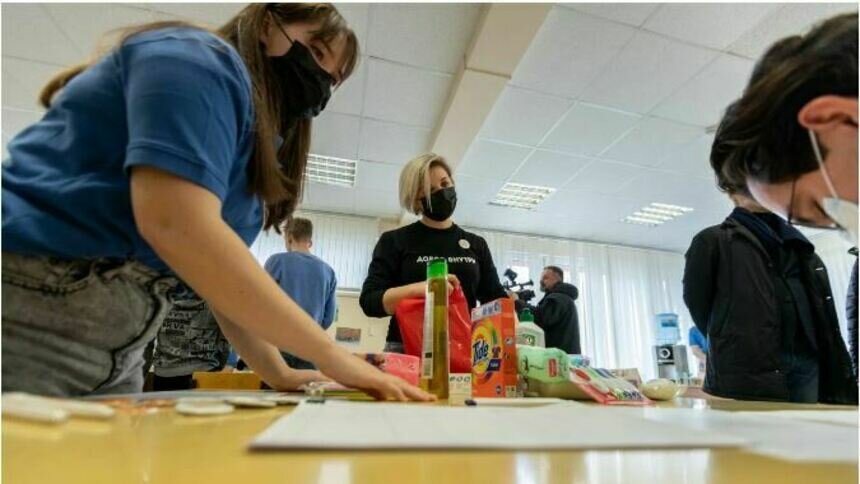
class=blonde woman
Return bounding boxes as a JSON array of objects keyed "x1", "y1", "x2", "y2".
[{"x1": 360, "y1": 154, "x2": 507, "y2": 352}]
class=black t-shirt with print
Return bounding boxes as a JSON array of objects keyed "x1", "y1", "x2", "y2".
[{"x1": 359, "y1": 221, "x2": 507, "y2": 343}]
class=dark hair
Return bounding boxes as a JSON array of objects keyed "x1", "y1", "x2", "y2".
[
  {"x1": 710, "y1": 35, "x2": 803, "y2": 195},
  {"x1": 717, "y1": 13, "x2": 857, "y2": 189},
  {"x1": 544, "y1": 266, "x2": 564, "y2": 282},
  {"x1": 286, "y1": 217, "x2": 313, "y2": 242},
  {"x1": 38, "y1": 4, "x2": 359, "y2": 233}
]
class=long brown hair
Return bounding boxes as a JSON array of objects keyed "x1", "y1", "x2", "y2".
[{"x1": 39, "y1": 4, "x2": 359, "y2": 232}]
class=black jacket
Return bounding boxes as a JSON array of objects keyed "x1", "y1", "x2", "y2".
[
  {"x1": 683, "y1": 217, "x2": 856, "y2": 404},
  {"x1": 848, "y1": 257, "x2": 858, "y2": 379},
  {"x1": 533, "y1": 282, "x2": 581, "y2": 354}
]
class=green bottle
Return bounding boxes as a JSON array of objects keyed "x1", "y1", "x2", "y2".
[
  {"x1": 420, "y1": 259, "x2": 449, "y2": 398},
  {"x1": 517, "y1": 308, "x2": 545, "y2": 347}
]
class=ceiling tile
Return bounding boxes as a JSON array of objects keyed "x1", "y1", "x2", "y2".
[
  {"x1": 367, "y1": 3, "x2": 480, "y2": 74},
  {"x1": 621, "y1": 169, "x2": 724, "y2": 210},
  {"x1": 310, "y1": 112, "x2": 361, "y2": 160},
  {"x1": 564, "y1": 160, "x2": 646, "y2": 195},
  {"x1": 540, "y1": 103, "x2": 641, "y2": 157},
  {"x1": 642, "y1": 3, "x2": 780, "y2": 51},
  {"x1": 454, "y1": 175, "x2": 506, "y2": 207},
  {"x1": 652, "y1": 54, "x2": 755, "y2": 128},
  {"x1": 327, "y1": 57, "x2": 366, "y2": 117},
  {"x1": 479, "y1": 86, "x2": 573, "y2": 147},
  {"x1": 729, "y1": 3, "x2": 858, "y2": 59},
  {"x1": 511, "y1": 6, "x2": 637, "y2": 99},
  {"x1": 578, "y1": 31, "x2": 717, "y2": 114},
  {"x1": 563, "y1": 3, "x2": 661, "y2": 27},
  {"x1": 353, "y1": 188, "x2": 401, "y2": 218},
  {"x1": 2, "y1": 4, "x2": 83, "y2": 65},
  {"x1": 458, "y1": 139, "x2": 532, "y2": 181},
  {"x1": 46, "y1": 4, "x2": 155, "y2": 56},
  {"x1": 538, "y1": 188, "x2": 641, "y2": 223},
  {"x1": 143, "y1": 3, "x2": 243, "y2": 26},
  {"x1": 2, "y1": 57, "x2": 60, "y2": 111},
  {"x1": 602, "y1": 117, "x2": 703, "y2": 167},
  {"x1": 363, "y1": 58, "x2": 452, "y2": 128},
  {"x1": 301, "y1": 182, "x2": 355, "y2": 214},
  {"x1": 509, "y1": 150, "x2": 590, "y2": 188},
  {"x1": 358, "y1": 118, "x2": 431, "y2": 166},
  {"x1": 657, "y1": 134, "x2": 716, "y2": 181},
  {"x1": 332, "y1": 3, "x2": 370, "y2": 50},
  {"x1": 354, "y1": 160, "x2": 401, "y2": 193}
]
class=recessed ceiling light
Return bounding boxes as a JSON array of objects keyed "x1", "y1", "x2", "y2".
[
  {"x1": 490, "y1": 182, "x2": 556, "y2": 211},
  {"x1": 622, "y1": 202, "x2": 694, "y2": 227},
  {"x1": 305, "y1": 154, "x2": 357, "y2": 188}
]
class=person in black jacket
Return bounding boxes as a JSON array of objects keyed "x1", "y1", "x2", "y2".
[
  {"x1": 516, "y1": 266, "x2": 581, "y2": 354},
  {"x1": 683, "y1": 96, "x2": 856, "y2": 404},
  {"x1": 360, "y1": 153, "x2": 508, "y2": 353}
]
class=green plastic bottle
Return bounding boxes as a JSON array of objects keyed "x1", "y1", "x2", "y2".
[
  {"x1": 516, "y1": 308, "x2": 545, "y2": 347},
  {"x1": 420, "y1": 259, "x2": 449, "y2": 398}
]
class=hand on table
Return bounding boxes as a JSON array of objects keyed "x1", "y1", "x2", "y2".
[{"x1": 317, "y1": 350, "x2": 435, "y2": 402}]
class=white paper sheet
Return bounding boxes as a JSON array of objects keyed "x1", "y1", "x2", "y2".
[
  {"x1": 250, "y1": 400, "x2": 746, "y2": 451},
  {"x1": 613, "y1": 407, "x2": 858, "y2": 463},
  {"x1": 736, "y1": 410, "x2": 858, "y2": 427}
]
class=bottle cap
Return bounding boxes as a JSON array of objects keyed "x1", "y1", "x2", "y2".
[
  {"x1": 520, "y1": 308, "x2": 535, "y2": 323},
  {"x1": 427, "y1": 259, "x2": 448, "y2": 279}
]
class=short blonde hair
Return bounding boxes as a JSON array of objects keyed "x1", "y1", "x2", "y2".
[{"x1": 399, "y1": 153, "x2": 453, "y2": 214}]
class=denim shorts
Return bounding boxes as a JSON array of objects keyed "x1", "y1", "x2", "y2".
[
  {"x1": 152, "y1": 282, "x2": 230, "y2": 378},
  {"x1": 2, "y1": 252, "x2": 176, "y2": 396}
]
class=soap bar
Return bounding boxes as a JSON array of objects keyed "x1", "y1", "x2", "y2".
[{"x1": 639, "y1": 379, "x2": 681, "y2": 400}]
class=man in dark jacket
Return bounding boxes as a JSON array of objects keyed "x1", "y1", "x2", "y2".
[
  {"x1": 526, "y1": 266, "x2": 581, "y2": 354},
  {"x1": 683, "y1": 191, "x2": 856, "y2": 403},
  {"x1": 684, "y1": 93, "x2": 856, "y2": 404}
]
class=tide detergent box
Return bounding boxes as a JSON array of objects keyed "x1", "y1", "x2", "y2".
[{"x1": 471, "y1": 298, "x2": 518, "y2": 397}]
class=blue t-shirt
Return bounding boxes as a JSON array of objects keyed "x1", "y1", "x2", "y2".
[
  {"x1": 265, "y1": 252, "x2": 337, "y2": 329},
  {"x1": 2, "y1": 28, "x2": 261, "y2": 272},
  {"x1": 689, "y1": 326, "x2": 709, "y2": 353}
]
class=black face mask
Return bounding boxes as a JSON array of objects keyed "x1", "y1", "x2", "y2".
[
  {"x1": 421, "y1": 187, "x2": 457, "y2": 222},
  {"x1": 271, "y1": 27, "x2": 334, "y2": 119}
]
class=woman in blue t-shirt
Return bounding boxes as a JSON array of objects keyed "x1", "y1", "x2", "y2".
[{"x1": 1, "y1": 3, "x2": 430, "y2": 401}]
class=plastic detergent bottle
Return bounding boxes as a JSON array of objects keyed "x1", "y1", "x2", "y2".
[
  {"x1": 516, "y1": 308, "x2": 545, "y2": 348},
  {"x1": 420, "y1": 259, "x2": 449, "y2": 398}
]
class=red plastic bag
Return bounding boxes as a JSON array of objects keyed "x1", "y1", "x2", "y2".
[{"x1": 394, "y1": 287, "x2": 473, "y2": 373}]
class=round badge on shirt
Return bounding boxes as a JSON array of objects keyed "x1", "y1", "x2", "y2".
[{"x1": 459, "y1": 239, "x2": 470, "y2": 250}]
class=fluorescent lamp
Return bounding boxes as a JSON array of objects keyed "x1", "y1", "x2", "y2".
[
  {"x1": 622, "y1": 202, "x2": 694, "y2": 228},
  {"x1": 490, "y1": 182, "x2": 556, "y2": 211},
  {"x1": 305, "y1": 154, "x2": 357, "y2": 187}
]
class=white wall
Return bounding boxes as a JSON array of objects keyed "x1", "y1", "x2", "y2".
[{"x1": 327, "y1": 292, "x2": 388, "y2": 354}]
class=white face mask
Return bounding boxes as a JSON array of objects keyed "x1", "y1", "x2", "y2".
[{"x1": 809, "y1": 129, "x2": 859, "y2": 245}]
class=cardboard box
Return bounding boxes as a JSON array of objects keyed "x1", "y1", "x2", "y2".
[
  {"x1": 471, "y1": 298, "x2": 518, "y2": 398},
  {"x1": 448, "y1": 373, "x2": 472, "y2": 405}
]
